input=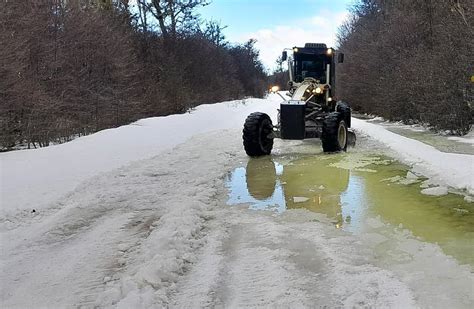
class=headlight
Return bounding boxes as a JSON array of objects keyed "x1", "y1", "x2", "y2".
[
  {"x1": 327, "y1": 48, "x2": 333, "y2": 55},
  {"x1": 293, "y1": 47, "x2": 299, "y2": 53},
  {"x1": 270, "y1": 85, "x2": 280, "y2": 93},
  {"x1": 315, "y1": 87, "x2": 322, "y2": 94},
  {"x1": 328, "y1": 97, "x2": 333, "y2": 102}
]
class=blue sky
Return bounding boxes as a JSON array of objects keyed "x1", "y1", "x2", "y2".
[{"x1": 199, "y1": 0, "x2": 354, "y2": 70}]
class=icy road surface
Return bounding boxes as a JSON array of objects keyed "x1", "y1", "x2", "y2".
[{"x1": 1, "y1": 95, "x2": 473, "y2": 308}]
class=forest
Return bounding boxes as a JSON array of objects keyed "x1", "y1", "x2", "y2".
[
  {"x1": 0, "y1": 0, "x2": 267, "y2": 150},
  {"x1": 337, "y1": 0, "x2": 473, "y2": 134}
]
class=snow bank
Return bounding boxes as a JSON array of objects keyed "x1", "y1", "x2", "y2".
[
  {"x1": 448, "y1": 131, "x2": 474, "y2": 145},
  {"x1": 352, "y1": 118, "x2": 474, "y2": 195},
  {"x1": 0, "y1": 96, "x2": 280, "y2": 216}
]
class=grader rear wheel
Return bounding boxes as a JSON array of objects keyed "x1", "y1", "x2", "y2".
[{"x1": 321, "y1": 112, "x2": 348, "y2": 152}]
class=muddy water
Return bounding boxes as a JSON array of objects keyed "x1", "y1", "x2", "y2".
[{"x1": 225, "y1": 153, "x2": 474, "y2": 267}]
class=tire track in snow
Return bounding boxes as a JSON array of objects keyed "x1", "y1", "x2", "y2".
[
  {"x1": 2, "y1": 131, "x2": 238, "y2": 308},
  {"x1": 214, "y1": 221, "x2": 312, "y2": 308},
  {"x1": 171, "y1": 209, "x2": 340, "y2": 308},
  {"x1": 95, "y1": 131, "x2": 241, "y2": 307},
  {"x1": 1, "y1": 212, "x2": 132, "y2": 307}
]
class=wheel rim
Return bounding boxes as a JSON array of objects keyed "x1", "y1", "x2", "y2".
[{"x1": 337, "y1": 121, "x2": 347, "y2": 149}]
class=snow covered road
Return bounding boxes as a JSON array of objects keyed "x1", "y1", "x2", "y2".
[
  {"x1": 1, "y1": 96, "x2": 473, "y2": 308},
  {"x1": 2, "y1": 131, "x2": 419, "y2": 308}
]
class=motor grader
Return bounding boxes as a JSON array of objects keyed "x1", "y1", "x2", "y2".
[{"x1": 242, "y1": 43, "x2": 355, "y2": 156}]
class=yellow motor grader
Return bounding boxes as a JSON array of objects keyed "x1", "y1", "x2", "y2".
[{"x1": 243, "y1": 43, "x2": 355, "y2": 156}]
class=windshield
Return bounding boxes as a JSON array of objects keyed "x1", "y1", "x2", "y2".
[{"x1": 294, "y1": 54, "x2": 328, "y2": 83}]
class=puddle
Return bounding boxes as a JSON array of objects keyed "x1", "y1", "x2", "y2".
[{"x1": 226, "y1": 154, "x2": 474, "y2": 266}]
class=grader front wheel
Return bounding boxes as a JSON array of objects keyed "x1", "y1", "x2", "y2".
[{"x1": 243, "y1": 112, "x2": 274, "y2": 156}]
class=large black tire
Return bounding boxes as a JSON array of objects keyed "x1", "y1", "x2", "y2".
[
  {"x1": 243, "y1": 112, "x2": 274, "y2": 156},
  {"x1": 336, "y1": 101, "x2": 351, "y2": 128},
  {"x1": 321, "y1": 112, "x2": 348, "y2": 152}
]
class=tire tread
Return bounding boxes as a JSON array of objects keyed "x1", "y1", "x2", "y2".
[{"x1": 242, "y1": 112, "x2": 274, "y2": 156}]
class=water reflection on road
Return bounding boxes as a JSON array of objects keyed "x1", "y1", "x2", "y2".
[{"x1": 225, "y1": 153, "x2": 474, "y2": 266}]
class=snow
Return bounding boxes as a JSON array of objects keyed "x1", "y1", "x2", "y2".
[
  {"x1": 2, "y1": 95, "x2": 473, "y2": 308},
  {"x1": 366, "y1": 116, "x2": 385, "y2": 122},
  {"x1": 352, "y1": 118, "x2": 474, "y2": 195},
  {"x1": 448, "y1": 131, "x2": 474, "y2": 145},
  {"x1": 421, "y1": 186, "x2": 449, "y2": 196}
]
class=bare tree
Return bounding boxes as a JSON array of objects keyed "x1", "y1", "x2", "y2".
[
  {"x1": 140, "y1": 0, "x2": 209, "y2": 37},
  {"x1": 337, "y1": 0, "x2": 473, "y2": 134}
]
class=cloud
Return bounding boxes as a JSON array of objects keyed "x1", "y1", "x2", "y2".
[{"x1": 235, "y1": 10, "x2": 349, "y2": 71}]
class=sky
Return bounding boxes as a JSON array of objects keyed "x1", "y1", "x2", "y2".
[{"x1": 198, "y1": 0, "x2": 354, "y2": 71}]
